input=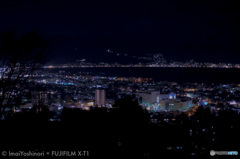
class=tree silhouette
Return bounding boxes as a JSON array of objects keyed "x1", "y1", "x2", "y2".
[
  {"x1": 0, "y1": 32, "x2": 49, "y2": 119},
  {"x1": 113, "y1": 96, "x2": 150, "y2": 129}
]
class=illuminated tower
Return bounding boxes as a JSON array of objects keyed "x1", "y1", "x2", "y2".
[{"x1": 95, "y1": 89, "x2": 106, "y2": 106}]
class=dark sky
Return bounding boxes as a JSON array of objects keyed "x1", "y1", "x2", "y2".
[{"x1": 0, "y1": 0, "x2": 239, "y2": 64}]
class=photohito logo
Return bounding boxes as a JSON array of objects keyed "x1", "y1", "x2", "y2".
[
  {"x1": 1, "y1": 151, "x2": 7, "y2": 156},
  {"x1": 210, "y1": 150, "x2": 238, "y2": 156},
  {"x1": 210, "y1": 150, "x2": 215, "y2": 156}
]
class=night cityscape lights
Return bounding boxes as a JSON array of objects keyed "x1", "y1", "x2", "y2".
[{"x1": 1, "y1": 0, "x2": 239, "y2": 158}]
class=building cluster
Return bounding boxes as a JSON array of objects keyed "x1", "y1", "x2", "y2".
[
  {"x1": 136, "y1": 91, "x2": 193, "y2": 111},
  {"x1": 6, "y1": 69, "x2": 240, "y2": 121}
]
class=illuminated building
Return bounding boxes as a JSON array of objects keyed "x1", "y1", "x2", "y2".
[
  {"x1": 95, "y1": 89, "x2": 106, "y2": 107},
  {"x1": 160, "y1": 98, "x2": 193, "y2": 111},
  {"x1": 136, "y1": 91, "x2": 177, "y2": 111},
  {"x1": 137, "y1": 91, "x2": 160, "y2": 105},
  {"x1": 31, "y1": 91, "x2": 48, "y2": 106}
]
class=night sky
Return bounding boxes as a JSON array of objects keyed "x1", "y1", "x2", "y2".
[{"x1": 0, "y1": 0, "x2": 239, "y2": 64}]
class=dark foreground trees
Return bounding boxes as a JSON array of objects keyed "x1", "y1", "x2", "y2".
[
  {"x1": 0, "y1": 32, "x2": 48, "y2": 119},
  {"x1": 1, "y1": 96, "x2": 240, "y2": 158}
]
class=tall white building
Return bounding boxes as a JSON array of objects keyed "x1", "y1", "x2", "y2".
[{"x1": 95, "y1": 89, "x2": 106, "y2": 106}]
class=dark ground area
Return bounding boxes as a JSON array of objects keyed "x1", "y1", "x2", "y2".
[{"x1": 1, "y1": 101, "x2": 240, "y2": 159}]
